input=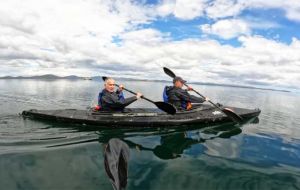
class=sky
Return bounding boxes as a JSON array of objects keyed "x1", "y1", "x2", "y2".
[{"x1": 0, "y1": 0, "x2": 300, "y2": 91}]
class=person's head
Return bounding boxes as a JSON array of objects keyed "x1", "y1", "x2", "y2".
[
  {"x1": 173, "y1": 76, "x2": 186, "y2": 88},
  {"x1": 104, "y1": 78, "x2": 115, "y2": 92}
]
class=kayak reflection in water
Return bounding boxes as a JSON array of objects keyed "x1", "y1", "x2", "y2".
[
  {"x1": 163, "y1": 76, "x2": 209, "y2": 111},
  {"x1": 122, "y1": 124, "x2": 242, "y2": 160},
  {"x1": 104, "y1": 138, "x2": 130, "y2": 190},
  {"x1": 96, "y1": 77, "x2": 143, "y2": 111}
]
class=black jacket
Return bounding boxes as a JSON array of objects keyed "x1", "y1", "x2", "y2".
[
  {"x1": 99, "y1": 89, "x2": 137, "y2": 111},
  {"x1": 166, "y1": 86, "x2": 205, "y2": 110}
]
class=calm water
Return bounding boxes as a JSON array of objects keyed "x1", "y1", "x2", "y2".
[{"x1": 0, "y1": 79, "x2": 300, "y2": 190}]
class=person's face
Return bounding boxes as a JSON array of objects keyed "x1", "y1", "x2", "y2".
[
  {"x1": 105, "y1": 79, "x2": 115, "y2": 92},
  {"x1": 174, "y1": 80, "x2": 183, "y2": 88}
]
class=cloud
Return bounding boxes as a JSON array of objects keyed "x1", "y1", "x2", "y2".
[
  {"x1": 105, "y1": 34, "x2": 300, "y2": 89},
  {"x1": 243, "y1": 0, "x2": 300, "y2": 22},
  {"x1": 0, "y1": 0, "x2": 155, "y2": 75},
  {"x1": 205, "y1": 0, "x2": 246, "y2": 19},
  {"x1": 201, "y1": 19, "x2": 251, "y2": 39},
  {"x1": 200, "y1": 17, "x2": 281, "y2": 40},
  {"x1": 119, "y1": 28, "x2": 170, "y2": 45},
  {"x1": 156, "y1": 0, "x2": 300, "y2": 22},
  {"x1": 205, "y1": 0, "x2": 300, "y2": 22},
  {"x1": 242, "y1": 17, "x2": 281, "y2": 29},
  {"x1": 156, "y1": 0, "x2": 207, "y2": 20},
  {"x1": 0, "y1": 0, "x2": 300, "y2": 90},
  {"x1": 173, "y1": 0, "x2": 207, "y2": 20},
  {"x1": 156, "y1": 0, "x2": 175, "y2": 17}
]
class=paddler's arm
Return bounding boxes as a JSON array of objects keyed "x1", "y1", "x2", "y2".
[
  {"x1": 186, "y1": 86, "x2": 209, "y2": 103},
  {"x1": 176, "y1": 89, "x2": 208, "y2": 103},
  {"x1": 115, "y1": 84, "x2": 140, "y2": 107},
  {"x1": 121, "y1": 92, "x2": 142, "y2": 107},
  {"x1": 101, "y1": 95, "x2": 136, "y2": 109},
  {"x1": 102, "y1": 92, "x2": 142, "y2": 109},
  {"x1": 189, "y1": 95, "x2": 205, "y2": 103}
]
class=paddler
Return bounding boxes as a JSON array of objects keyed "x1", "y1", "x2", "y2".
[
  {"x1": 163, "y1": 76, "x2": 209, "y2": 110},
  {"x1": 97, "y1": 77, "x2": 142, "y2": 111}
]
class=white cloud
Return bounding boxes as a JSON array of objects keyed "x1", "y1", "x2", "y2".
[
  {"x1": 201, "y1": 19, "x2": 251, "y2": 39},
  {"x1": 0, "y1": 0, "x2": 155, "y2": 76},
  {"x1": 0, "y1": 0, "x2": 300, "y2": 90},
  {"x1": 243, "y1": 17, "x2": 281, "y2": 29},
  {"x1": 156, "y1": 0, "x2": 300, "y2": 22},
  {"x1": 205, "y1": 0, "x2": 246, "y2": 19},
  {"x1": 156, "y1": 0, "x2": 175, "y2": 17},
  {"x1": 200, "y1": 16, "x2": 281, "y2": 40},
  {"x1": 94, "y1": 34, "x2": 300, "y2": 89},
  {"x1": 255, "y1": 0, "x2": 300, "y2": 22},
  {"x1": 156, "y1": 0, "x2": 207, "y2": 20},
  {"x1": 119, "y1": 28, "x2": 170, "y2": 45},
  {"x1": 119, "y1": 35, "x2": 300, "y2": 89},
  {"x1": 173, "y1": 0, "x2": 207, "y2": 20},
  {"x1": 205, "y1": 0, "x2": 300, "y2": 22}
]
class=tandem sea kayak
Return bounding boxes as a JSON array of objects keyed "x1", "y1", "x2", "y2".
[{"x1": 22, "y1": 104, "x2": 261, "y2": 128}]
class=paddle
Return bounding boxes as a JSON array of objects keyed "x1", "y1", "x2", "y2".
[
  {"x1": 102, "y1": 76, "x2": 176, "y2": 115},
  {"x1": 163, "y1": 67, "x2": 243, "y2": 123}
]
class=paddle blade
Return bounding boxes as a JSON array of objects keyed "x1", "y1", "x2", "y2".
[
  {"x1": 163, "y1": 67, "x2": 176, "y2": 78},
  {"x1": 222, "y1": 107, "x2": 243, "y2": 123},
  {"x1": 154, "y1": 101, "x2": 176, "y2": 115}
]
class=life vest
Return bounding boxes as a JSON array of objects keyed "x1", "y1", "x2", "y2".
[
  {"x1": 163, "y1": 86, "x2": 169, "y2": 103},
  {"x1": 118, "y1": 91, "x2": 125, "y2": 101}
]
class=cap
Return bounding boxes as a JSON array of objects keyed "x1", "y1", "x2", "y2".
[{"x1": 173, "y1": 76, "x2": 186, "y2": 84}]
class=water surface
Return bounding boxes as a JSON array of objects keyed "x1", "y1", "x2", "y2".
[{"x1": 0, "y1": 79, "x2": 300, "y2": 190}]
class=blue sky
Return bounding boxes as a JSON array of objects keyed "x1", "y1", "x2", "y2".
[{"x1": 0, "y1": 0, "x2": 300, "y2": 90}]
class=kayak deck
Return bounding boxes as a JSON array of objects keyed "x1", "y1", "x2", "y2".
[{"x1": 22, "y1": 104, "x2": 261, "y2": 128}]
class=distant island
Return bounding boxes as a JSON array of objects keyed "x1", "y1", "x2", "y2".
[
  {"x1": 0, "y1": 74, "x2": 290, "y2": 92},
  {"x1": 0, "y1": 74, "x2": 82, "y2": 80}
]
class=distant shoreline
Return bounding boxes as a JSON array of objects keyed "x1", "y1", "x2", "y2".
[{"x1": 0, "y1": 74, "x2": 290, "y2": 93}]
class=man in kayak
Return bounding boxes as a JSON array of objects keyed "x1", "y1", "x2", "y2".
[
  {"x1": 98, "y1": 78, "x2": 143, "y2": 111},
  {"x1": 163, "y1": 76, "x2": 208, "y2": 110}
]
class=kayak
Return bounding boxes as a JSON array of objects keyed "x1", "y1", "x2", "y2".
[{"x1": 22, "y1": 104, "x2": 261, "y2": 128}]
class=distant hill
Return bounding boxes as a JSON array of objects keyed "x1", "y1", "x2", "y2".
[
  {"x1": 0, "y1": 74, "x2": 83, "y2": 80},
  {"x1": 0, "y1": 74, "x2": 290, "y2": 92}
]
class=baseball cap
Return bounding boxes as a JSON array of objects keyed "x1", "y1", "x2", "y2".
[{"x1": 173, "y1": 76, "x2": 186, "y2": 83}]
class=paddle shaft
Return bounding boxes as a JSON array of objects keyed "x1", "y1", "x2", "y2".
[
  {"x1": 114, "y1": 84, "x2": 154, "y2": 104},
  {"x1": 183, "y1": 83, "x2": 224, "y2": 113}
]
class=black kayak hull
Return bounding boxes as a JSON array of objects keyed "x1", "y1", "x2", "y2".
[{"x1": 22, "y1": 105, "x2": 261, "y2": 128}]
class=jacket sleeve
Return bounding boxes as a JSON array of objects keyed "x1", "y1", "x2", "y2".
[
  {"x1": 102, "y1": 94, "x2": 137, "y2": 109},
  {"x1": 189, "y1": 95, "x2": 205, "y2": 103},
  {"x1": 176, "y1": 89, "x2": 205, "y2": 103}
]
